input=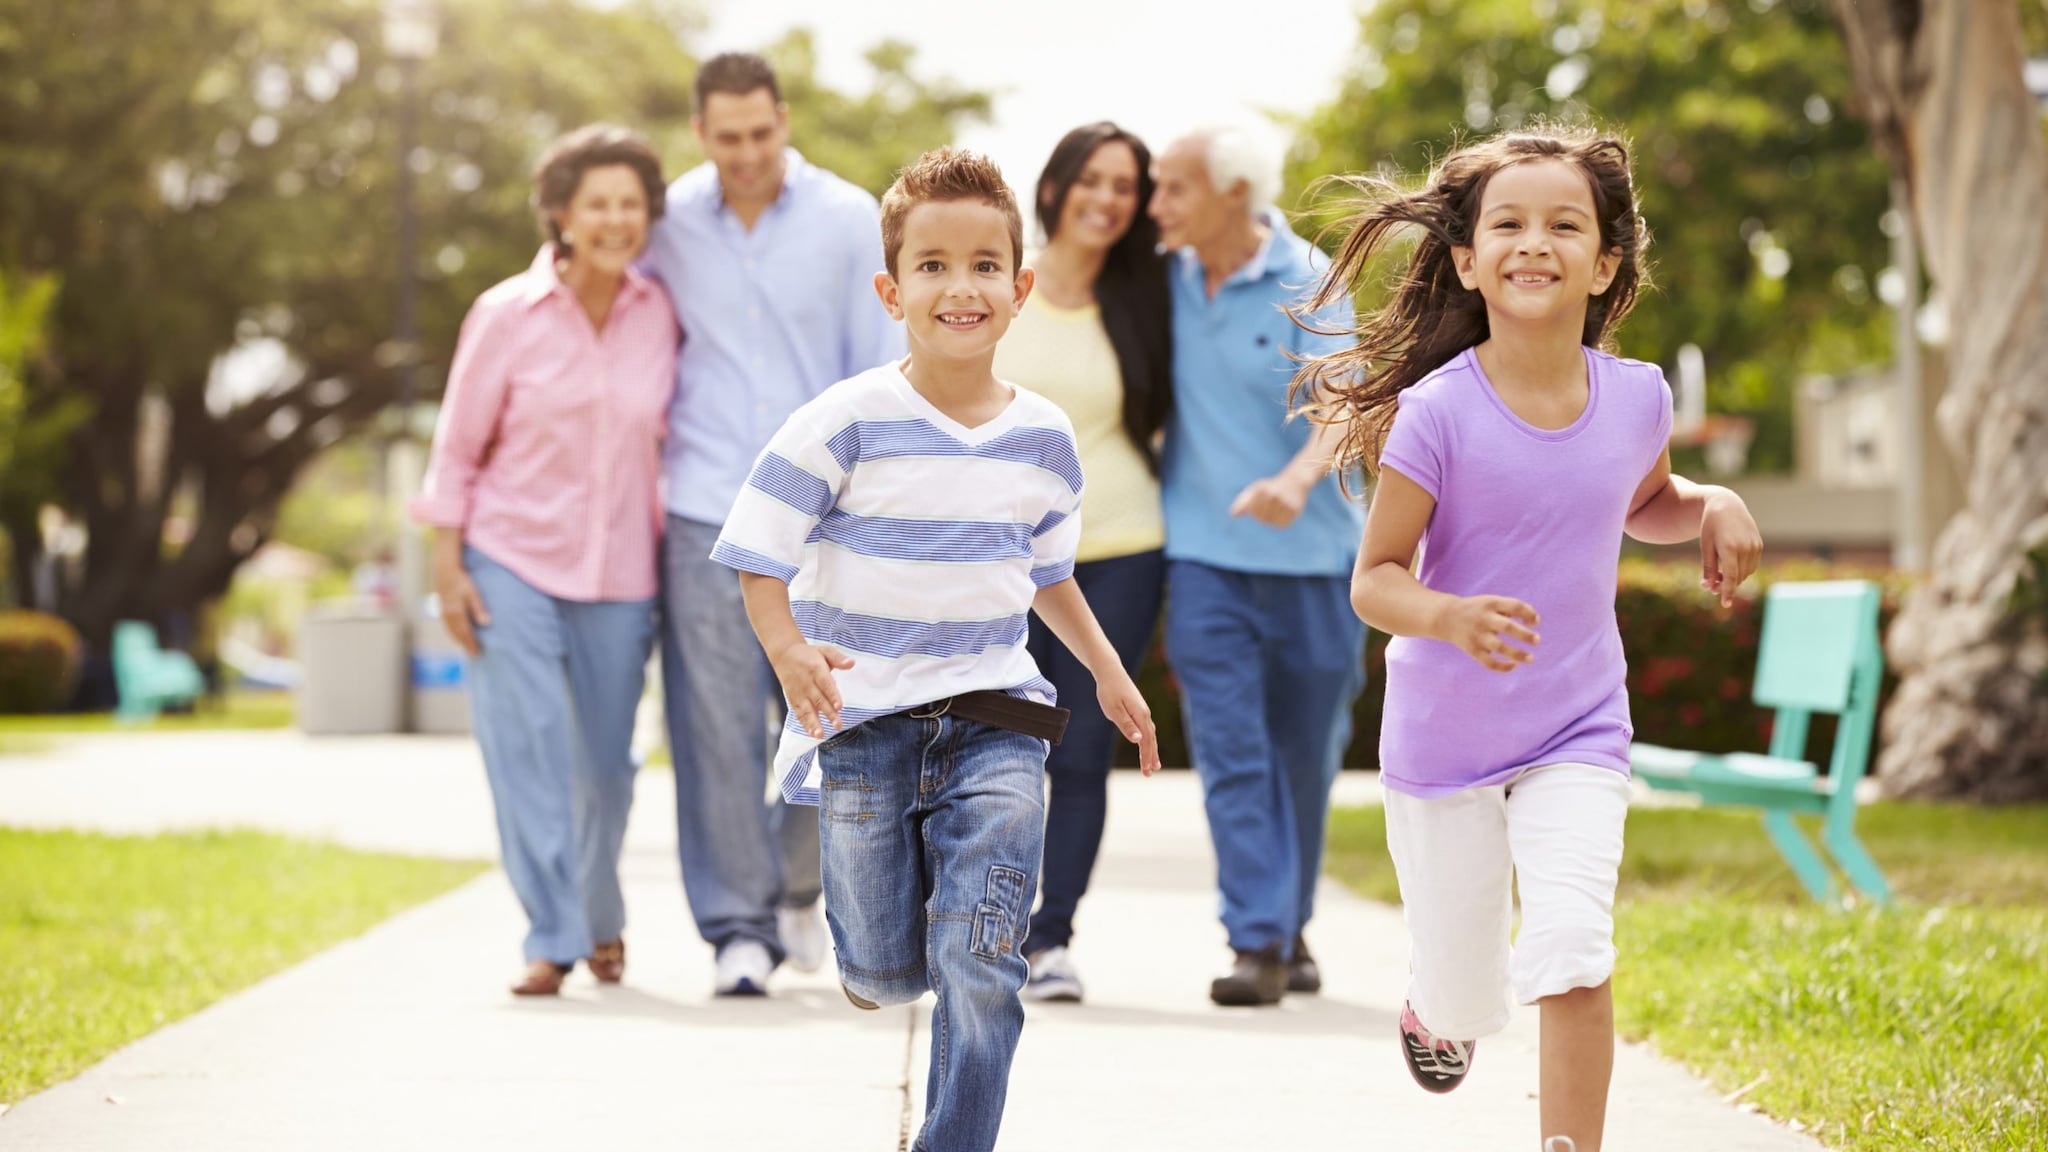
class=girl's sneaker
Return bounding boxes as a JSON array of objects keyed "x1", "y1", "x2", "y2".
[
  {"x1": 1398, "y1": 1001, "x2": 1475, "y2": 1093},
  {"x1": 1021, "y1": 946, "x2": 1084, "y2": 1003},
  {"x1": 1543, "y1": 1139, "x2": 1578, "y2": 1152}
]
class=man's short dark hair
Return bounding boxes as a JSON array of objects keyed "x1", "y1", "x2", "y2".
[{"x1": 693, "y1": 52, "x2": 781, "y2": 115}]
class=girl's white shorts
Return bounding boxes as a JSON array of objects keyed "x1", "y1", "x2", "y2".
[{"x1": 1383, "y1": 761, "x2": 1630, "y2": 1040}]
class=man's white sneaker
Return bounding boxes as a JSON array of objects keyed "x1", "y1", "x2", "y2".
[
  {"x1": 1021, "y1": 946, "x2": 1084, "y2": 1003},
  {"x1": 714, "y1": 939, "x2": 772, "y2": 997},
  {"x1": 777, "y1": 902, "x2": 829, "y2": 974}
]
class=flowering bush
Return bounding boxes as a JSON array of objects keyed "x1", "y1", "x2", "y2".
[
  {"x1": 1123, "y1": 559, "x2": 1911, "y2": 771},
  {"x1": 0, "y1": 610, "x2": 84, "y2": 713}
]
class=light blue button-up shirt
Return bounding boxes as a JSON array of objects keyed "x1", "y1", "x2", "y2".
[
  {"x1": 1161, "y1": 214, "x2": 1363, "y2": 577},
  {"x1": 644, "y1": 150, "x2": 906, "y2": 526}
]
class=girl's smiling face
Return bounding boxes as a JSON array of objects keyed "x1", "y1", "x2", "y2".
[{"x1": 1453, "y1": 157, "x2": 1620, "y2": 330}]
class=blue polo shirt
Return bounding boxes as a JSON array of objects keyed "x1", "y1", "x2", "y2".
[{"x1": 1161, "y1": 216, "x2": 1363, "y2": 576}]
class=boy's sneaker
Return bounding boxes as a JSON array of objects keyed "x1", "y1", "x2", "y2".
[
  {"x1": 840, "y1": 981, "x2": 878, "y2": 1010},
  {"x1": 714, "y1": 940, "x2": 772, "y2": 997},
  {"x1": 1398, "y1": 1001, "x2": 1475, "y2": 1093},
  {"x1": 1021, "y1": 946, "x2": 1084, "y2": 1003},
  {"x1": 1208, "y1": 942, "x2": 1287, "y2": 1006},
  {"x1": 1287, "y1": 933, "x2": 1322, "y2": 994}
]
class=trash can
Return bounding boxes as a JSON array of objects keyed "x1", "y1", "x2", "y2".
[
  {"x1": 297, "y1": 605, "x2": 405, "y2": 735},
  {"x1": 409, "y1": 615, "x2": 472, "y2": 735}
]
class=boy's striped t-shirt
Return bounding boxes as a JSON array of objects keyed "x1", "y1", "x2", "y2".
[{"x1": 712, "y1": 363, "x2": 1084, "y2": 804}]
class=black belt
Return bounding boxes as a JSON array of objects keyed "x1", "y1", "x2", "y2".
[{"x1": 902, "y1": 690, "x2": 1070, "y2": 745}]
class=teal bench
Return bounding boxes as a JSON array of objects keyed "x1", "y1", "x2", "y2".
[
  {"x1": 1630, "y1": 580, "x2": 1892, "y2": 906},
  {"x1": 111, "y1": 619, "x2": 206, "y2": 721}
]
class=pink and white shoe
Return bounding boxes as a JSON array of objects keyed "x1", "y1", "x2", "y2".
[{"x1": 1398, "y1": 1001, "x2": 1475, "y2": 1094}]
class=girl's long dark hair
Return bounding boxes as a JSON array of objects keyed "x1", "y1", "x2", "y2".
[
  {"x1": 1035, "y1": 122, "x2": 1173, "y2": 472},
  {"x1": 1290, "y1": 127, "x2": 1650, "y2": 480}
]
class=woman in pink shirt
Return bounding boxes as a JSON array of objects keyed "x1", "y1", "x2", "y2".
[{"x1": 412, "y1": 124, "x2": 679, "y2": 997}]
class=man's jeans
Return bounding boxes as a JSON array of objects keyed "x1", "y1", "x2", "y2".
[
  {"x1": 818, "y1": 712, "x2": 1045, "y2": 1152},
  {"x1": 660, "y1": 516, "x2": 823, "y2": 960},
  {"x1": 1022, "y1": 548, "x2": 1164, "y2": 956},
  {"x1": 465, "y1": 548, "x2": 655, "y2": 965},
  {"x1": 1164, "y1": 559, "x2": 1365, "y2": 954}
]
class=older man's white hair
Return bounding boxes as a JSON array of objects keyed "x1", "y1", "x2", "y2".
[{"x1": 1187, "y1": 121, "x2": 1285, "y2": 214}]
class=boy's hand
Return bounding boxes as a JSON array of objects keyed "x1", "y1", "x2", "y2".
[
  {"x1": 1097, "y1": 672, "x2": 1161, "y2": 776},
  {"x1": 1436, "y1": 595, "x2": 1540, "y2": 672},
  {"x1": 768, "y1": 639, "x2": 855, "y2": 738},
  {"x1": 1699, "y1": 489, "x2": 1763, "y2": 608}
]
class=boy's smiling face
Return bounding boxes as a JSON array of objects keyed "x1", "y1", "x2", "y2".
[{"x1": 875, "y1": 198, "x2": 1031, "y2": 362}]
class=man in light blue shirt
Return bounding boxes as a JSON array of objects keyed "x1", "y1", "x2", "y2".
[
  {"x1": 643, "y1": 52, "x2": 904, "y2": 997},
  {"x1": 1151, "y1": 124, "x2": 1366, "y2": 1008}
]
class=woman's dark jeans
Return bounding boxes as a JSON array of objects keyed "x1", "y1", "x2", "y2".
[{"x1": 1021, "y1": 548, "x2": 1166, "y2": 956}]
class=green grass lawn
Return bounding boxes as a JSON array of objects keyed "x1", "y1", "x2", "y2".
[
  {"x1": 0, "y1": 690, "x2": 295, "y2": 756},
  {"x1": 1324, "y1": 800, "x2": 2048, "y2": 1152},
  {"x1": 0, "y1": 828, "x2": 486, "y2": 1105}
]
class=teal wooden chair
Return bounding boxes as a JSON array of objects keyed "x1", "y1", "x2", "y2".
[
  {"x1": 1630, "y1": 580, "x2": 1892, "y2": 906},
  {"x1": 111, "y1": 620, "x2": 206, "y2": 722}
]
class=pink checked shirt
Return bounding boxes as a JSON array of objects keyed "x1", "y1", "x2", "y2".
[{"x1": 411, "y1": 246, "x2": 679, "y2": 602}]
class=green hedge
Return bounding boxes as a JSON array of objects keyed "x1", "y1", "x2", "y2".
[
  {"x1": 0, "y1": 610, "x2": 83, "y2": 714},
  {"x1": 1118, "y1": 560, "x2": 1910, "y2": 771}
]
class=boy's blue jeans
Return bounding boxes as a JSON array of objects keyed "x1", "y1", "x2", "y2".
[{"x1": 817, "y1": 711, "x2": 1046, "y2": 1152}]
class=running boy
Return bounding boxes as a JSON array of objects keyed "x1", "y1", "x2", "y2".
[
  {"x1": 1289, "y1": 127, "x2": 1762, "y2": 1152},
  {"x1": 713, "y1": 147, "x2": 1162, "y2": 1152}
]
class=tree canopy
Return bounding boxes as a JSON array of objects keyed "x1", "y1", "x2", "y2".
[
  {"x1": 1289, "y1": 0, "x2": 1897, "y2": 471},
  {"x1": 0, "y1": 0, "x2": 988, "y2": 648}
]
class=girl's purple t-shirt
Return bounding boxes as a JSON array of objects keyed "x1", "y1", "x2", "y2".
[{"x1": 1377, "y1": 346, "x2": 1673, "y2": 797}]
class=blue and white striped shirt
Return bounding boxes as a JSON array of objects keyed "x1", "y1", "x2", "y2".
[{"x1": 713, "y1": 363, "x2": 1084, "y2": 804}]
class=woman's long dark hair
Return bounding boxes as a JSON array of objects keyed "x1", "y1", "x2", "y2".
[
  {"x1": 1035, "y1": 122, "x2": 1173, "y2": 472},
  {"x1": 1290, "y1": 126, "x2": 1650, "y2": 481}
]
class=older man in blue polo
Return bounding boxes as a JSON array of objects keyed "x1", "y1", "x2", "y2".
[{"x1": 1149, "y1": 123, "x2": 1366, "y2": 1007}]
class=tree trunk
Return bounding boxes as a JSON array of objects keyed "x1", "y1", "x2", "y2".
[
  {"x1": 1831, "y1": 0, "x2": 2048, "y2": 800},
  {"x1": 21, "y1": 355, "x2": 388, "y2": 659}
]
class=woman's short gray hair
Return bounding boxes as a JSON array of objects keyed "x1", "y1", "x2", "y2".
[{"x1": 1191, "y1": 121, "x2": 1283, "y2": 214}]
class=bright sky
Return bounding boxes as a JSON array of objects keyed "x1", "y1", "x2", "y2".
[{"x1": 698, "y1": 0, "x2": 1365, "y2": 202}]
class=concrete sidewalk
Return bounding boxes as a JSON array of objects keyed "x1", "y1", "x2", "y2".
[{"x1": 0, "y1": 732, "x2": 1821, "y2": 1150}]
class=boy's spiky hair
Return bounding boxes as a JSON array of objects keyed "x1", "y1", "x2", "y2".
[{"x1": 880, "y1": 148, "x2": 1023, "y2": 278}]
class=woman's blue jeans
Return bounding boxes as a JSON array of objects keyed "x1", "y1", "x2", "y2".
[{"x1": 465, "y1": 547, "x2": 655, "y2": 966}]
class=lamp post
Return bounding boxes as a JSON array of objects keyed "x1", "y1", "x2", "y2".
[{"x1": 382, "y1": 0, "x2": 437, "y2": 624}]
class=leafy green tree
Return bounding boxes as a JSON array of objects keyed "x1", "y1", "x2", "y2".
[
  {"x1": 0, "y1": 269, "x2": 58, "y2": 483},
  {"x1": 1289, "y1": 0, "x2": 1895, "y2": 471},
  {"x1": 0, "y1": 0, "x2": 988, "y2": 650}
]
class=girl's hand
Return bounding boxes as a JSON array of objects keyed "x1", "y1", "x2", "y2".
[
  {"x1": 1699, "y1": 490, "x2": 1763, "y2": 608},
  {"x1": 1097, "y1": 672, "x2": 1161, "y2": 776},
  {"x1": 435, "y1": 560, "x2": 491, "y2": 657},
  {"x1": 1436, "y1": 594, "x2": 1540, "y2": 672},
  {"x1": 769, "y1": 640, "x2": 855, "y2": 738}
]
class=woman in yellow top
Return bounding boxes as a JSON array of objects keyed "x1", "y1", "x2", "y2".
[{"x1": 994, "y1": 122, "x2": 1172, "y2": 1003}]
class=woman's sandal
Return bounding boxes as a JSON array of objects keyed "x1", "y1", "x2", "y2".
[
  {"x1": 510, "y1": 959, "x2": 571, "y2": 997},
  {"x1": 589, "y1": 938, "x2": 626, "y2": 984}
]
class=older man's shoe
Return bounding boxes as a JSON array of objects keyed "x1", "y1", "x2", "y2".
[
  {"x1": 1208, "y1": 942, "x2": 1287, "y2": 1006},
  {"x1": 1287, "y1": 933, "x2": 1322, "y2": 994}
]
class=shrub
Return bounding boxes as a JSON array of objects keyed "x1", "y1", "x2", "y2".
[
  {"x1": 1119, "y1": 560, "x2": 1912, "y2": 774},
  {"x1": 0, "y1": 610, "x2": 83, "y2": 713}
]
